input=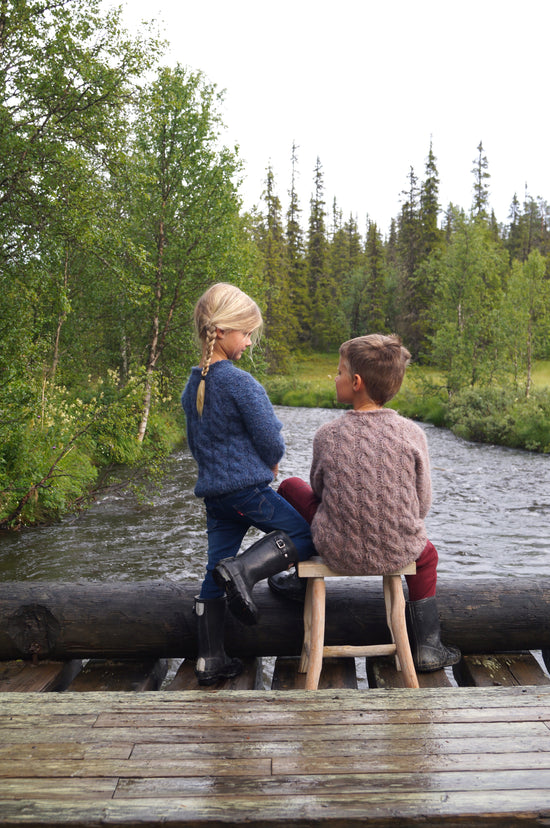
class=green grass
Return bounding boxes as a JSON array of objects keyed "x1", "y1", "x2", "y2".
[
  {"x1": 264, "y1": 352, "x2": 447, "y2": 409},
  {"x1": 532, "y1": 360, "x2": 550, "y2": 388}
]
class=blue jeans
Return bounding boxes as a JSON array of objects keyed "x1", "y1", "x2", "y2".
[{"x1": 200, "y1": 483, "x2": 316, "y2": 599}]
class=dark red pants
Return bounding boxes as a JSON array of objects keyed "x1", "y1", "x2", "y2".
[{"x1": 278, "y1": 477, "x2": 437, "y2": 601}]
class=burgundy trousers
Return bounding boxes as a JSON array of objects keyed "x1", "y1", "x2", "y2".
[{"x1": 278, "y1": 477, "x2": 437, "y2": 601}]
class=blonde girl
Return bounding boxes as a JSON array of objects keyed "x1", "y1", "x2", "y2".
[{"x1": 181, "y1": 283, "x2": 314, "y2": 685}]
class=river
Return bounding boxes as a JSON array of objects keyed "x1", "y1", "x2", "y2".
[{"x1": 0, "y1": 406, "x2": 548, "y2": 583}]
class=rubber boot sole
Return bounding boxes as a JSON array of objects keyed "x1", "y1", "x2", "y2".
[
  {"x1": 213, "y1": 564, "x2": 258, "y2": 625},
  {"x1": 195, "y1": 657, "x2": 244, "y2": 686}
]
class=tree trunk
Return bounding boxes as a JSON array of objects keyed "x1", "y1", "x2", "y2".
[{"x1": 1, "y1": 577, "x2": 550, "y2": 660}]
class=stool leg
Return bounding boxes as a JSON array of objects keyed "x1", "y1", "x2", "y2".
[
  {"x1": 299, "y1": 579, "x2": 314, "y2": 673},
  {"x1": 386, "y1": 575, "x2": 419, "y2": 689},
  {"x1": 305, "y1": 577, "x2": 326, "y2": 690}
]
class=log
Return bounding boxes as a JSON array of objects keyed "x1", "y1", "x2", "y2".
[{"x1": 0, "y1": 577, "x2": 549, "y2": 660}]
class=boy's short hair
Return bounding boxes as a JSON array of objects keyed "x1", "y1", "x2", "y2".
[{"x1": 339, "y1": 334, "x2": 411, "y2": 405}]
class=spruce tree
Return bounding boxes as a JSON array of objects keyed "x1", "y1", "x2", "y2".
[
  {"x1": 307, "y1": 157, "x2": 330, "y2": 349},
  {"x1": 472, "y1": 141, "x2": 491, "y2": 217},
  {"x1": 363, "y1": 221, "x2": 388, "y2": 333},
  {"x1": 420, "y1": 140, "x2": 443, "y2": 257},
  {"x1": 286, "y1": 142, "x2": 310, "y2": 344},
  {"x1": 259, "y1": 165, "x2": 292, "y2": 368}
]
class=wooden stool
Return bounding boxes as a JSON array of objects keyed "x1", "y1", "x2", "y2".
[{"x1": 297, "y1": 556, "x2": 419, "y2": 690}]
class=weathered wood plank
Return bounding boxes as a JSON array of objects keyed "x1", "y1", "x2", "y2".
[
  {"x1": 0, "y1": 778, "x2": 118, "y2": 799},
  {"x1": 166, "y1": 657, "x2": 263, "y2": 690},
  {"x1": 130, "y1": 734, "x2": 550, "y2": 760},
  {"x1": 0, "y1": 742, "x2": 133, "y2": 760},
  {"x1": 271, "y1": 656, "x2": 357, "y2": 690},
  {"x1": 272, "y1": 751, "x2": 550, "y2": 775},
  {"x1": 0, "y1": 659, "x2": 82, "y2": 692},
  {"x1": 91, "y1": 709, "x2": 550, "y2": 731},
  {"x1": 4, "y1": 684, "x2": 550, "y2": 711},
  {"x1": 366, "y1": 656, "x2": 453, "y2": 688},
  {"x1": 453, "y1": 653, "x2": 550, "y2": 688},
  {"x1": 114, "y1": 768, "x2": 550, "y2": 797},
  {"x1": 1, "y1": 721, "x2": 549, "y2": 751},
  {"x1": 0, "y1": 757, "x2": 272, "y2": 778},
  {"x1": 1, "y1": 790, "x2": 550, "y2": 827},
  {"x1": 67, "y1": 658, "x2": 169, "y2": 692}
]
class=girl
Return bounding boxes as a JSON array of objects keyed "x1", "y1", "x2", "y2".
[{"x1": 181, "y1": 282, "x2": 315, "y2": 685}]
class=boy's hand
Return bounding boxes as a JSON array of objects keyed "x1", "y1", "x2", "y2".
[{"x1": 271, "y1": 463, "x2": 279, "y2": 478}]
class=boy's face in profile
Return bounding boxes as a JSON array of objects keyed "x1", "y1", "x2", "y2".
[{"x1": 335, "y1": 357, "x2": 354, "y2": 405}]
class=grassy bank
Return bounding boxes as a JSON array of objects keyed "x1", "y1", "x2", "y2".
[{"x1": 264, "y1": 354, "x2": 550, "y2": 453}]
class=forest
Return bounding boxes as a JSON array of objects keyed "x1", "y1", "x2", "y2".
[{"x1": 1, "y1": 0, "x2": 549, "y2": 528}]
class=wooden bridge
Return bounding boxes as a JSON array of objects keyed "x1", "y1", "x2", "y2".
[
  {"x1": 2, "y1": 577, "x2": 550, "y2": 825},
  {"x1": 2, "y1": 650, "x2": 550, "y2": 826}
]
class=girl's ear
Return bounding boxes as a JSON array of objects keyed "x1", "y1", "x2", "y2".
[{"x1": 215, "y1": 327, "x2": 225, "y2": 339}]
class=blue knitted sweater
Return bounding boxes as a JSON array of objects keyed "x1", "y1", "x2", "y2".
[{"x1": 181, "y1": 360, "x2": 285, "y2": 498}]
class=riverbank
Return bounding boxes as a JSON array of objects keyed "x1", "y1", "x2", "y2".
[{"x1": 264, "y1": 354, "x2": 550, "y2": 454}]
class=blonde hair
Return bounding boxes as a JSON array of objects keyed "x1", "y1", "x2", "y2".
[
  {"x1": 193, "y1": 282, "x2": 263, "y2": 415},
  {"x1": 339, "y1": 334, "x2": 411, "y2": 405}
]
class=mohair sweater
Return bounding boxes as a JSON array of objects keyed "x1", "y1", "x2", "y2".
[
  {"x1": 181, "y1": 360, "x2": 285, "y2": 498},
  {"x1": 310, "y1": 408, "x2": 431, "y2": 574}
]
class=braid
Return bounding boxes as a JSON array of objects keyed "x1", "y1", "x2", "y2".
[{"x1": 196, "y1": 324, "x2": 217, "y2": 416}]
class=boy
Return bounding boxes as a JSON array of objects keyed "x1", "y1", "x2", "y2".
[{"x1": 271, "y1": 334, "x2": 460, "y2": 672}]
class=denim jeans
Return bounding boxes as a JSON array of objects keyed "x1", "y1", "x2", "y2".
[{"x1": 200, "y1": 483, "x2": 316, "y2": 599}]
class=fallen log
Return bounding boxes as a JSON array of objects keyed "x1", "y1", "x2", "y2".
[{"x1": 1, "y1": 577, "x2": 549, "y2": 660}]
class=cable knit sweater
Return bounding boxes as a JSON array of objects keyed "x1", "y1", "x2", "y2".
[
  {"x1": 310, "y1": 408, "x2": 431, "y2": 574},
  {"x1": 181, "y1": 360, "x2": 285, "y2": 498}
]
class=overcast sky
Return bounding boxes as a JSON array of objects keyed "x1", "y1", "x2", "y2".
[{"x1": 118, "y1": 0, "x2": 549, "y2": 233}]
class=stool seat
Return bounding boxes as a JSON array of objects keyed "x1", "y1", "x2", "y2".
[{"x1": 297, "y1": 556, "x2": 419, "y2": 690}]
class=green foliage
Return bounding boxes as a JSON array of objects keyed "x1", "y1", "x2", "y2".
[
  {"x1": 444, "y1": 386, "x2": 550, "y2": 452},
  {"x1": 390, "y1": 387, "x2": 448, "y2": 427}
]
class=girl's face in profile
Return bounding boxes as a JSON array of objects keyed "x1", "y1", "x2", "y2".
[{"x1": 215, "y1": 328, "x2": 253, "y2": 362}]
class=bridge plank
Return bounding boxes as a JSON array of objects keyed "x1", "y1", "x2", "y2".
[
  {"x1": 454, "y1": 653, "x2": 550, "y2": 687},
  {"x1": 272, "y1": 656, "x2": 357, "y2": 690},
  {"x1": 67, "y1": 659, "x2": 169, "y2": 692},
  {"x1": 0, "y1": 660, "x2": 83, "y2": 692},
  {"x1": 166, "y1": 657, "x2": 263, "y2": 690}
]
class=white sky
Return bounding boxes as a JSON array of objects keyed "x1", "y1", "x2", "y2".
[{"x1": 117, "y1": 0, "x2": 549, "y2": 234}]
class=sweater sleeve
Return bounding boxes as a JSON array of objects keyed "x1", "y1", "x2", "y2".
[
  {"x1": 412, "y1": 426, "x2": 432, "y2": 518},
  {"x1": 310, "y1": 423, "x2": 329, "y2": 500},
  {"x1": 232, "y1": 370, "x2": 285, "y2": 468}
]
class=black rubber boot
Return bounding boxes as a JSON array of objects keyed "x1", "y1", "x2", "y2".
[
  {"x1": 213, "y1": 531, "x2": 299, "y2": 625},
  {"x1": 194, "y1": 596, "x2": 243, "y2": 686},
  {"x1": 268, "y1": 567, "x2": 307, "y2": 602},
  {"x1": 406, "y1": 597, "x2": 461, "y2": 672}
]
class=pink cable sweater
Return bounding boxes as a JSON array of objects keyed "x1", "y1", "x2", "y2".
[{"x1": 310, "y1": 408, "x2": 431, "y2": 574}]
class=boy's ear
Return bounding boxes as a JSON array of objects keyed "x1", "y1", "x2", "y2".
[{"x1": 352, "y1": 373, "x2": 363, "y2": 391}]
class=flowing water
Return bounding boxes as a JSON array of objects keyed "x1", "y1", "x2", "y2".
[{"x1": 0, "y1": 406, "x2": 549, "y2": 582}]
